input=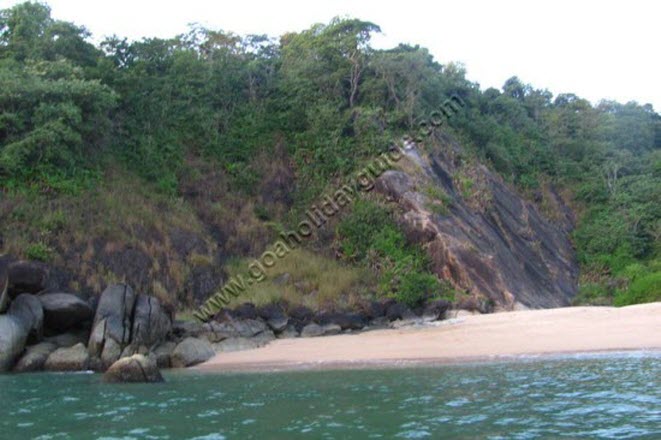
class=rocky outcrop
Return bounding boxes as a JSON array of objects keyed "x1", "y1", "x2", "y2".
[
  {"x1": 39, "y1": 293, "x2": 93, "y2": 333},
  {"x1": 301, "y1": 323, "x2": 341, "y2": 337},
  {"x1": 376, "y1": 139, "x2": 578, "y2": 309},
  {"x1": 44, "y1": 343, "x2": 89, "y2": 371},
  {"x1": 103, "y1": 354, "x2": 164, "y2": 383},
  {"x1": 14, "y1": 342, "x2": 57, "y2": 373},
  {"x1": 87, "y1": 284, "x2": 171, "y2": 370},
  {"x1": 171, "y1": 337, "x2": 215, "y2": 367}
]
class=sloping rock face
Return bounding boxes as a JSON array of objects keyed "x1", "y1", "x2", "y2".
[{"x1": 377, "y1": 139, "x2": 578, "y2": 309}]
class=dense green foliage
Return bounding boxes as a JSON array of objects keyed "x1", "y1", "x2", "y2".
[
  {"x1": 337, "y1": 200, "x2": 446, "y2": 307},
  {"x1": 1, "y1": 2, "x2": 659, "y2": 305}
]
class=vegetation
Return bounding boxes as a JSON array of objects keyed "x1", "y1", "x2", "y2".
[{"x1": 1, "y1": 2, "x2": 658, "y2": 307}]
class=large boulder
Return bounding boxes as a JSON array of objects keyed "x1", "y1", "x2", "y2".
[
  {"x1": 153, "y1": 341, "x2": 176, "y2": 369},
  {"x1": 13, "y1": 342, "x2": 57, "y2": 373},
  {"x1": 103, "y1": 354, "x2": 164, "y2": 383},
  {"x1": 39, "y1": 293, "x2": 93, "y2": 333},
  {"x1": 44, "y1": 343, "x2": 89, "y2": 371},
  {"x1": 88, "y1": 284, "x2": 136, "y2": 369},
  {"x1": 7, "y1": 260, "x2": 49, "y2": 295},
  {"x1": 171, "y1": 337, "x2": 215, "y2": 368},
  {"x1": 130, "y1": 295, "x2": 172, "y2": 348},
  {"x1": 9, "y1": 294, "x2": 44, "y2": 342},
  {"x1": 0, "y1": 315, "x2": 29, "y2": 372}
]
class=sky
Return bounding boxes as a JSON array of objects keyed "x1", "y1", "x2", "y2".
[{"x1": 1, "y1": 0, "x2": 659, "y2": 110}]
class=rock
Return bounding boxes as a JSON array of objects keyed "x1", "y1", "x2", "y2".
[
  {"x1": 231, "y1": 319, "x2": 269, "y2": 338},
  {"x1": 9, "y1": 294, "x2": 44, "y2": 342},
  {"x1": 45, "y1": 329, "x2": 89, "y2": 348},
  {"x1": 103, "y1": 354, "x2": 165, "y2": 383},
  {"x1": 7, "y1": 260, "x2": 49, "y2": 295},
  {"x1": 44, "y1": 343, "x2": 89, "y2": 371},
  {"x1": 321, "y1": 324, "x2": 342, "y2": 336},
  {"x1": 212, "y1": 338, "x2": 257, "y2": 353},
  {"x1": 267, "y1": 316, "x2": 289, "y2": 333},
  {"x1": 422, "y1": 299, "x2": 451, "y2": 321},
  {"x1": 153, "y1": 341, "x2": 176, "y2": 369},
  {"x1": 367, "y1": 316, "x2": 391, "y2": 329},
  {"x1": 386, "y1": 303, "x2": 416, "y2": 321},
  {"x1": 316, "y1": 311, "x2": 367, "y2": 330},
  {"x1": 257, "y1": 303, "x2": 286, "y2": 321},
  {"x1": 0, "y1": 257, "x2": 8, "y2": 313},
  {"x1": 199, "y1": 321, "x2": 237, "y2": 343},
  {"x1": 0, "y1": 315, "x2": 29, "y2": 372},
  {"x1": 131, "y1": 295, "x2": 172, "y2": 347},
  {"x1": 172, "y1": 320, "x2": 205, "y2": 339},
  {"x1": 376, "y1": 145, "x2": 578, "y2": 309},
  {"x1": 13, "y1": 342, "x2": 57, "y2": 373},
  {"x1": 88, "y1": 284, "x2": 136, "y2": 369},
  {"x1": 229, "y1": 303, "x2": 258, "y2": 320},
  {"x1": 39, "y1": 293, "x2": 93, "y2": 333},
  {"x1": 288, "y1": 305, "x2": 314, "y2": 331},
  {"x1": 171, "y1": 337, "x2": 215, "y2": 368},
  {"x1": 276, "y1": 324, "x2": 299, "y2": 339}
]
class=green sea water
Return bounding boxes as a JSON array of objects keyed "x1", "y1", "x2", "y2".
[{"x1": 1, "y1": 352, "x2": 659, "y2": 439}]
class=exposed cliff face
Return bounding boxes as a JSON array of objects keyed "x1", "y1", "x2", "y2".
[{"x1": 377, "y1": 137, "x2": 578, "y2": 309}]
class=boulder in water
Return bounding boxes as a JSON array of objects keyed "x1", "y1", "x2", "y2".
[
  {"x1": 44, "y1": 343, "x2": 90, "y2": 371},
  {"x1": 103, "y1": 354, "x2": 164, "y2": 383}
]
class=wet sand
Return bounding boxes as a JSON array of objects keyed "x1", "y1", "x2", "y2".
[{"x1": 197, "y1": 303, "x2": 661, "y2": 372}]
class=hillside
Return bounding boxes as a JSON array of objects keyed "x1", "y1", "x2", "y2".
[{"x1": 0, "y1": 2, "x2": 659, "y2": 316}]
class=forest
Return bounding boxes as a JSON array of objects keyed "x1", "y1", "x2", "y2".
[{"x1": 1, "y1": 2, "x2": 659, "y2": 310}]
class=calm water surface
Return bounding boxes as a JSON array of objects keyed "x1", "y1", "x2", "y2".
[{"x1": 1, "y1": 352, "x2": 659, "y2": 439}]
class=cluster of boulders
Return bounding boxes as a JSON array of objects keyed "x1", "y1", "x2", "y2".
[
  {"x1": 1, "y1": 258, "x2": 455, "y2": 382},
  {"x1": 0, "y1": 259, "x2": 175, "y2": 381}
]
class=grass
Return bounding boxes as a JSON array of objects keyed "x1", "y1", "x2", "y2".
[{"x1": 223, "y1": 248, "x2": 374, "y2": 311}]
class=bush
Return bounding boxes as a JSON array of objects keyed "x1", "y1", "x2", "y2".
[
  {"x1": 614, "y1": 272, "x2": 661, "y2": 306},
  {"x1": 396, "y1": 272, "x2": 439, "y2": 308}
]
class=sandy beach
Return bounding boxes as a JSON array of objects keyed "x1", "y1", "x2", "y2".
[{"x1": 198, "y1": 303, "x2": 661, "y2": 371}]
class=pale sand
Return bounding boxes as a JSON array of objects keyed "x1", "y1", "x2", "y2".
[{"x1": 197, "y1": 303, "x2": 661, "y2": 372}]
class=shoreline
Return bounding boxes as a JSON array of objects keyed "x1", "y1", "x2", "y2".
[{"x1": 197, "y1": 303, "x2": 661, "y2": 373}]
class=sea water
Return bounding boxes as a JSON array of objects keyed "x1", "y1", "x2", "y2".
[{"x1": 1, "y1": 352, "x2": 659, "y2": 439}]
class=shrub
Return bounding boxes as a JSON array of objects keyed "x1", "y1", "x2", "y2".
[
  {"x1": 396, "y1": 272, "x2": 439, "y2": 308},
  {"x1": 614, "y1": 272, "x2": 661, "y2": 306}
]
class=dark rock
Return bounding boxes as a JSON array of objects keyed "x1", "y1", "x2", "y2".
[
  {"x1": 131, "y1": 295, "x2": 172, "y2": 347},
  {"x1": 316, "y1": 311, "x2": 367, "y2": 331},
  {"x1": 45, "y1": 329, "x2": 89, "y2": 348},
  {"x1": 88, "y1": 284, "x2": 136, "y2": 369},
  {"x1": 422, "y1": 299, "x2": 451, "y2": 321},
  {"x1": 212, "y1": 331, "x2": 275, "y2": 353},
  {"x1": 153, "y1": 341, "x2": 176, "y2": 369},
  {"x1": 0, "y1": 256, "x2": 8, "y2": 313},
  {"x1": 0, "y1": 315, "x2": 28, "y2": 371},
  {"x1": 13, "y1": 342, "x2": 57, "y2": 373},
  {"x1": 230, "y1": 319, "x2": 269, "y2": 338},
  {"x1": 266, "y1": 316, "x2": 289, "y2": 333},
  {"x1": 276, "y1": 325, "x2": 299, "y2": 339},
  {"x1": 184, "y1": 266, "x2": 225, "y2": 306},
  {"x1": 7, "y1": 260, "x2": 49, "y2": 295},
  {"x1": 229, "y1": 303, "x2": 258, "y2": 320},
  {"x1": 171, "y1": 337, "x2": 215, "y2": 368},
  {"x1": 172, "y1": 320, "x2": 205, "y2": 339},
  {"x1": 386, "y1": 303, "x2": 416, "y2": 321},
  {"x1": 301, "y1": 323, "x2": 342, "y2": 337},
  {"x1": 256, "y1": 303, "x2": 286, "y2": 321},
  {"x1": 39, "y1": 293, "x2": 92, "y2": 333},
  {"x1": 103, "y1": 354, "x2": 164, "y2": 383},
  {"x1": 44, "y1": 343, "x2": 89, "y2": 371},
  {"x1": 361, "y1": 300, "x2": 393, "y2": 320},
  {"x1": 301, "y1": 323, "x2": 324, "y2": 337},
  {"x1": 9, "y1": 294, "x2": 44, "y2": 342},
  {"x1": 288, "y1": 305, "x2": 314, "y2": 331}
]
